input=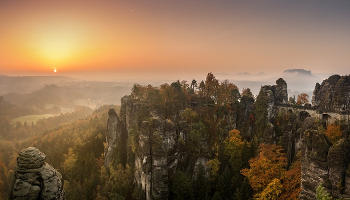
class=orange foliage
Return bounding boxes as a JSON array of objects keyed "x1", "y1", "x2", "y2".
[
  {"x1": 227, "y1": 129, "x2": 244, "y2": 146},
  {"x1": 280, "y1": 161, "x2": 301, "y2": 200},
  {"x1": 325, "y1": 123, "x2": 342, "y2": 143},
  {"x1": 296, "y1": 93, "x2": 309, "y2": 105},
  {"x1": 241, "y1": 144, "x2": 287, "y2": 193}
]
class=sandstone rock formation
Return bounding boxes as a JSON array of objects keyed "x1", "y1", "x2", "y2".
[
  {"x1": 299, "y1": 127, "x2": 331, "y2": 200},
  {"x1": 105, "y1": 105, "x2": 178, "y2": 199},
  {"x1": 255, "y1": 78, "x2": 289, "y2": 143},
  {"x1": 299, "y1": 117, "x2": 350, "y2": 200},
  {"x1": 258, "y1": 78, "x2": 288, "y2": 120},
  {"x1": 103, "y1": 74, "x2": 350, "y2": 200},
  {"x1": 10, "y1": 147, "x2": 64, "y2": 200},
  {"x1": 105, "y1": 93, "x2": 213, "y2": 200},
  {"x1": 105, "y1": 108, "x2": 128, "y2": 168},
  {"x1": 312, "y1": 74, "x2": 350, "y2": 112}
]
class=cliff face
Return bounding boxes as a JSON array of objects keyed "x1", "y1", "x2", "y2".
[
  {"x1": 312, "y1": 74, "x2": 350, "y2": 112},
  {"x1": 10, "y1": 147, "x2": 64, "y2": 200},
  {"x1": 103, "y1": 75, "x2": 350, "y2": 200},
  {"x1": 256, "y1": 78, "x2": 289, "y2": 143},
  {"x1": 299, "y1": 124, "x2": 350, "y2": 200},
  {"x1": 105, "y1": 99, "x2": 179, "y2": 200},
  {"x1": 105, "y1": 108, "x2": 127, "y2": 168},
  {"x1": 299, "y1": 118, "x2": 331, "y2": 200}
]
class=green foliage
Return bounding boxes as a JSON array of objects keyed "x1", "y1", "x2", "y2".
[
  {"x1": 316, "y1": 184, "x2": 334, "y2": 200},
  {"x1": 170, "y1": 171, "x2": 194, "y2": 200},
  {"x1": 254, "y1": 89, "x2": 268, "y2": 142},
  {"x1": 99, "y1": 164, "x2": 134, "y2": 200}
]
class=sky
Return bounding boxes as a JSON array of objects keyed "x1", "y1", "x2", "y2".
[{"x1": 0, "y1": 0, "x2": 350, "y2": 79}]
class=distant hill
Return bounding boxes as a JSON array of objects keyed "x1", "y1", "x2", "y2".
[{"x1": 0, "y1": 75, "x2": 74, "y2": 95}]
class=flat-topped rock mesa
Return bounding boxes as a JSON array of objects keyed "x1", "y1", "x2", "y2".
[{"x1": 10, "y1": 147, "x2": 64, "y2": 200}]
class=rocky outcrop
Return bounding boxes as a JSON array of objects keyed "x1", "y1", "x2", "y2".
[
  {"x1": 328, "y1": 139, "x2": 350, "y2": 198},
  {"x1": 312, "y1": 74, "x2": 350, "y2": 112},
  {"x1": 105, "y1": 98, "x2": 179, "y2": 200},
  {"x1": 10, "y1": 147, "x2": 64, "y2": 200},
  {"x1": 105, "y1": 91, "x2": 216, "y2": 200},
  {"x1": 255, "y1": 78, "x2": 288, "y2": 143},
  {"x1": 131, "y1": 115, "x2": 174, "y2": 200},
  {"x1": 258, "y1": 78, "x2": 288, "y2": 120},
  {"x1": 300, "y1": 127, "x2": 331, "y2": 200},
  {"x1": 299, "y1": 117, "x2": 350, "y2": 200},
  {"x1": 105, "y1": 108, "x2": 127, "y2": 168}
]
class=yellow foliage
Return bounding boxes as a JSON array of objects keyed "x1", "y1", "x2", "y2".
[
  {"x1": 227, "y1": 129, "x2": 244, "y2": 146},
  {"x1": 256, "y1": 178, "x2": 283, "y2": 200},
  {"x1": 241, "y1": 144, "x2": 287, "y2": 193},
  {"x1": 63, "y1": 148, "x2": 77, "y2": 178},
  {"x1": 207, "y1": 158, "x2": 220, "y2": 177}
]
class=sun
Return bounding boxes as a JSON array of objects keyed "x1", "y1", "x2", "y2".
[{"x1": 53, "y1": 68, "x2": 57, "y2": 73}]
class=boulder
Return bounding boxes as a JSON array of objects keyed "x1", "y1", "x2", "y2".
[{"x1": 10, "y1": 147, "x2": 64, "y2": 200}]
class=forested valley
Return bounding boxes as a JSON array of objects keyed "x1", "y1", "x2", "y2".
[{"x1": 2, "y1": 73, "x2": 350, "y2": 200}]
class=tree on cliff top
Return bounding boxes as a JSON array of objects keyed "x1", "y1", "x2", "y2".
[{"x1": 297, "y1": 93, "x2": 309, "y2": 105}]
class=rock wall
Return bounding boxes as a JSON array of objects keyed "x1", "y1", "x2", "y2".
[
  {"x1": 105, "y1": 99, "x2": 179, "y2": 200},
  {"x1": 104, "y1": 75, "x2": 350, "y2": 200},
  {"x1": 256, "y1": 78, "x2": 289, "y2": 143},
  {"x1": 299, "y1": 117, "x2": 350, "y2": 200},
  {"x1": 312, "y1": 74, "x2": 350, "y2": 113},
  {"x1": 105, "y1": 108, "x2": 128, "y2": 168},
  {"x1": 10, "y1": 147, "x2": 64, "y2": 200}
]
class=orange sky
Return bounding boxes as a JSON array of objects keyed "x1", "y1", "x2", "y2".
[{"x1": 1, "y1": 0, "x2": 350, "y2": 76}]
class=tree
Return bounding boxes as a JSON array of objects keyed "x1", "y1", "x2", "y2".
[
  {"x1": 280, "y1": 161, "x2": 301, "y2": 200},
  {"x1": 217, "y1": 80, "x2": 240, "y2": 105},
  {"x1": 297, "y1": 93, "x2": 309, "y2": 105},
  {"x1": 204, "y1": 72, "x2": 219, "y2": 102},
  {"x1": 325, "y1": 123, "x2": 342, "y2": 143},
  {"x1": 316, "y1": 184, "x2": 333, "y2": 200},
  {"x1": 256, "y1": 178, "x2": 283, "y2": 200},
  {"x1": 223, "y1": 129, "x2": 245, "y2": 173},
  {"x1": 99, "y1": 164, "x2": 134, "y2": 200},
  {"x1": 207, "y1": 158, "x2": 220, "y2": 178},
  {"x1": 170, "y1": 171, "x2": 193, "y2": 200},
  {"x1": 254, "y1": 90, "x2": 269, "y2": 142},
  {"x1": 241, "y1": 144, "x2": 287, "y2": 193}
]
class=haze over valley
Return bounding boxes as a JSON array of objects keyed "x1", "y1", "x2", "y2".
[{"x1": 1, "y1": 0, "x2": 350, "y2": 200}]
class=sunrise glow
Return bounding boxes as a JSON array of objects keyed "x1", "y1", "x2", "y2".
[{"x1": 0, "y1": 0, "x2": 350, "y2": 76}]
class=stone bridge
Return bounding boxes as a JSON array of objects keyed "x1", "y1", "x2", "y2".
[{"x1": 276, "y1": 104, "x2": 350, "y2": 124}]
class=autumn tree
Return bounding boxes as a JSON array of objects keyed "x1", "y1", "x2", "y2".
[
  {"x1": 211, "y1": 129, "x2": 254, "y2": 199},
  {"x1": 217, "y1": 80, "x2": 240, "y2": 105},
  {"x1": 241, "y1": 144, "x2": 287, "y2": 193},
  {"x1": 297, "y1": 93, "x2": 309, "y2": 105},
  {"x1": 99, "y1": 164, "x2": 134, "y2": 200},
  {"x1": 280, "y1": 161, "x2": 301, "y2": 200},
  {"x1": 325, "y1": 123, "x2": 342, "y2": 143},
  {"x1": 256, "y1": 178, "x2": 283, "y2": 200}
]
